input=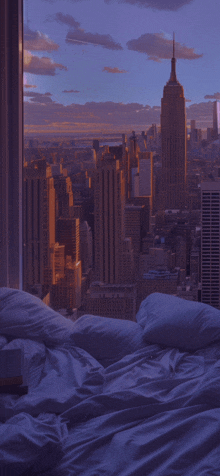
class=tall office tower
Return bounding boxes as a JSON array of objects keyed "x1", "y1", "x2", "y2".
[
  {"x1": 213, "y1": 101, "x2": 220, "y2": 139},
  {"x1": 53, "y1": 243, "x2": 65, "y2": 283},
  {"x1": 93, "y1": 139, "x2": 100, "y2": 153},
  {"x1": 23, "y1": 159, "x2": 55, "y2": 297},
  {"x1": 161, "y1": 36, "x2": 187, "y2": 209},
  {"x1": 56, "y1": 217, "x2": 80, "y2": 262},
  {"x1": 51, "y1": 218, "x2": 82, "y2": 310},
  {"x1": 94, "y1": 151, "x2": 126, "y2": 284},
  {"x1": 129, "y1": 131, "x2": 138, "y2": 168},
  {"x1": 201, "y1": 182, "x2": 220, "y2": 308},
  {"x1": 124, "y1": 204, "x2": 144, "y2": 278},
  {"x1": 53, "y1": 175, "x2": 74, "y2": 219},
  {"x1": 133, "y1": 151, "x2": 153, "y2": 201},
  {"x1": 80, "y1": 221, "x2": 93, "y2": 274}
]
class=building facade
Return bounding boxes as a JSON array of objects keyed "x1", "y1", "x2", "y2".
[
  {"x1": 201, "y1": 182, "x2": 220, "y2": 308},
  {"x1": 23, "y1": 159, "x2": 55, "y2": 297},
  {"x1": 94, "y1": 151, "x2": 126, "y2": 284}
]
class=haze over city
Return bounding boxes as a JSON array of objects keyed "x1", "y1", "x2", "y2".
[{"x1": 24, "y1": 0, "x2": 220, "y2": 135}]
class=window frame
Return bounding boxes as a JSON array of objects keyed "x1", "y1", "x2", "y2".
[{"x1": 0, "y1": 0, "x2": 23, "y2": 289}]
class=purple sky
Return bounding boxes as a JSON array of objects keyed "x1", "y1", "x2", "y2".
[{"x1": 23, "y1": 0, "x2": 220, "y2": 134}]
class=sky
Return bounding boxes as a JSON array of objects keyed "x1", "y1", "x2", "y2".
[{"x1": 23, "y1": 0, "x2": 220, "y2": 135}]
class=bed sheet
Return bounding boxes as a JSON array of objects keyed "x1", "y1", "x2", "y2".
[
  {"x1": 1, "y1": 289, "x2": 220, "y2": 475},
  {"x1": 1, "y1": 337, "x2": 220, "y2": 475}
]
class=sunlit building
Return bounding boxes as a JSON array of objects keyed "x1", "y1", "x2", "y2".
[
  {"x1": 56, "y1": 217, "x2": 80, "y2": 262},
  {"x1": 23, "y1": 159, "x2": 55, "y2": 297},
  {"x1": 51, "y1": 257, "x2": 82, "y2": 310}
]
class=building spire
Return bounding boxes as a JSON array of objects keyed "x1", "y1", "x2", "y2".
[{"x1": 170, "y1": 32, "x2": 177, "y2": 82}]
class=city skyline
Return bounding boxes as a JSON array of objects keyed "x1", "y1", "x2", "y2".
[{"x1": 24, "y1": 0, "x2": 220, "y2": 134}]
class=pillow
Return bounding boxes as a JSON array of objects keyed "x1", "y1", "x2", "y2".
[
  {"x1": 0, "y1": 288, "x2": 76, "y2": 346},
  {"x1": 136, "y1": 292, "x2": 220, "y2": 351},
  {"x1": 71, "y1": 314, "x2": 145, "y2": 367}
]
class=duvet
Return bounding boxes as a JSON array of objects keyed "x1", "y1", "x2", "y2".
[{"x1": 1, "y1": 288, "x2": 220, "y2": 475}]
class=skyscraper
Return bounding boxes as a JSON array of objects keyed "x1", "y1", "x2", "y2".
[
  {"x1": 23, "y1": 159, "x2": 55, "y2": 297},
  {"x1": 213, "y1": 100, "x2": 220, "y2": 139},
  {"x1": 94, "y1": 150, "x2": 125, "y2": 284},
  {"x1": 161, "y1": 35, "x2": 187, "y2": 209},
  {"x1": 201, "y1": 182, "x2": 220, "y2": 309}
]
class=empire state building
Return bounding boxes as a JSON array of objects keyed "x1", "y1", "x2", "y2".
[{"x1": 161, "y1": 37, "x2": 187, "y2": 209}]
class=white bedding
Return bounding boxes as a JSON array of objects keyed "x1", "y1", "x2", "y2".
[{"x1": 1, "y1": 288, "x2": 220, "y2": 475}]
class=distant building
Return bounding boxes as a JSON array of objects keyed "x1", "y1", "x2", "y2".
[
  {"x1": 139, "y1": 152, "x2": 153, "y2": 200},
  {"x1": 190, "y1": 247, "x2": 200, "y2": 284},
  {"x1": 52, "y1": 243, "x2": 65, "y2": 284},
  {"x1": 161, "y1": 36, "x2": 187, "y2": 209},
  {"x1": 124, "y1": 204, "x2": 144, "y2": 278},
  {"x1": 201, "y1": 182, "x2": 220, "y2": 308},
  {"x1": 81, "y1": 282, "x2": 137, "y2": 321},
  {"x1": 213, "y1": 100, "x2": 220, "y2": 138},
  {"x1": 80, "y1": 220, "x2": 93, "y2": 274},
  {"x1": 207, "y1": 127, "x2": 215, "y2": 142},
  {"x1": 51, "y1": 257, "x2": 82, "y2": 310},
  {"x1": 93, "y1": 139, "x2": 99, "y2": 152},
  {"x1": 190, "y1": 120, "x2": 202, "y2": 148},
  {"x1": 137, "y1": 268, "x2": 179, "y2": 308}
]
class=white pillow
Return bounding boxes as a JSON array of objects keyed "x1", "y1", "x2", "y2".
[
  {"x1": 0, "y1": 288, "x2": 76, "y2": 346},
  {"x1": 0, "y1": 289, "x2": 145, "y2": 365},
  {"x1": 71, "y1": 314, "x2": 145, "y2": 367},
  {"x1": 136, "y1": 293, "x2": 220, "y2": 351}
]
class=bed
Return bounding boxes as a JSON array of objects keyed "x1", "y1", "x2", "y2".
[{"x1": 1, "y1": 288, "x2": 220, "y2": 475}]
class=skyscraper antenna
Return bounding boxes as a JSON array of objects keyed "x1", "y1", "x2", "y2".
[{"x1": 169, "y1": 32, "x2": 177, "y2": 82}]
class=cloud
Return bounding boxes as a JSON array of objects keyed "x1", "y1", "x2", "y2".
[
  {"x1": 46, "y1": 11, "x2": 122, "y2": 51},
  {"x1": 62, "y1": 89, "x2": 80, "y2": 93},
  {"x1": 66, "y1": 29, "x2": 123, "y2": 50},
  {"x1": 24, "y1": 25, "x2": 59, "y2": 51},
  {"x1": 24, "y1": 50, "x2": 67, "y2": 76},
  {"x1": 46, "y1": 12, "x2": 80, "y2": 29},
  {"x1": 42, "y1": 0, "x2": 85, "y2": 3},
  {"x1": 42, "y1": 0, "x2": 192, "y2": 8},
  {"x1": 186, "y1": 101, "x2": 213, "y2": 127},
  {"x1": 24, "y1": 100, "x2": 160, "y2": 128},
  {"x1": 204, "y1": 92, "x2": 220, "y2": 100},
  {"x1": 103, "y1": 66, "x2": 128, "y2": 73},
  {"x1": 24, "y1": 100, "x2": 215, "y2": 133},
  {"x1": 127, "y1": 33, "x2": 202, "y2": 61},
  {"x1": 105, "y1": 0, "x2": 193, "y2": 11},
  {"x1": 24, "y1": 91, "x2": 54, "y2": 103}
]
